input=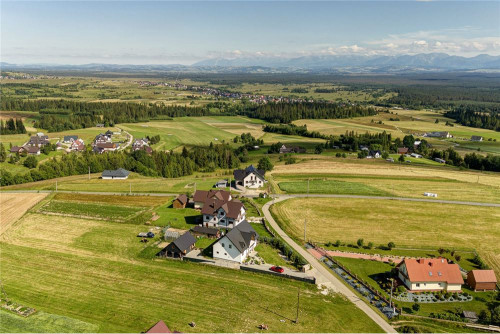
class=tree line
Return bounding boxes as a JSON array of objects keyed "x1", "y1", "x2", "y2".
[
  {"x1": 444, "y1": 105, "x2": 500, "y2": 131},
  {"x1": 0, "y1": 143, "x2": 240, "y2": 187},
  {"x1": 0, "y1": 118, "x2": 27, "y2": 135},
  {"x1": 263, "y1": 124, "x2": 329, "y2": 139},
  {"x1": 246, "y1": 102, "x2": 377, "y2": 123}
]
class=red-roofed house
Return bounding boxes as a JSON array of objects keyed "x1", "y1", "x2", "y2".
[
  {"x1": 146, "y1": 320, "x2": 171, "y2": 333},
  {"x1": 466, "y1": 270, "x2": 497, "y2": 291},
  {"x1": 397, "y1": 258, "x2": 464, "y2": 292}
]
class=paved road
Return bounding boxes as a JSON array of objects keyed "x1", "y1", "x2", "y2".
[
  {"x1": 263, "y1": 196, "x2": 397, "y2": 333},
  {"x1": 271, "y1": 194, "x2": 500, "y2": 207}
]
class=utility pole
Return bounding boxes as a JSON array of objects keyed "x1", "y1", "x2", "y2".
[
  {"x1": 55, "y1": 180, "x2": 58, "y2": 192},
  {"x1": 304, "y1": 219, "x2": 307, "y2": 243},
  {"x1": 129, "y1": 183, "x2": 132, "y2": 195},
  {"x1": 194, "y1": 182, "x2": 196, "y2": 194},
  {"x1": 295, "y1": 287, "x2": 300, "y2": 324},
  {"x1": 88, "y1": 166, "x2": 90, "y2": 180},
  {"x1": 307, "y1": 179, "x2": 310, "y2": 197}
]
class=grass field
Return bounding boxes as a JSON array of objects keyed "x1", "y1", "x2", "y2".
[
  {"x1": 272, "y1": 171, "x2": 500, "y2": 203},
  {"x1": 255, "y1": 243, "x2": 294, "y2": 269},
  {"x1": 0, "y1": 193, "x2": 48, "y2": 235},
  {"x1": 0, "y1": 310, "x2": 99, "y2": 333},
  {"x1": 0, "y1": 197, "x2": 384, "y2": 333},
  {"x1": 0, "y1": 171, "x2": 232, "y2": 193},
  {"x1": 271, "y1": 197, "x2": 500, "y2": 275},
  {"x1": 39, "y1": 200, "x2": 144, "y2": 221}
]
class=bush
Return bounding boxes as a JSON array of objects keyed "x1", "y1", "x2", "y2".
[
  {"x1": 23, "y1": 155, "x2": 38, "y2": 169},
  {"x1": 387, "y1": 242, "x2": 396, "y2": 250},
  {"x1": 412, "y1": 303, "x2": 420, "y2": 312}
]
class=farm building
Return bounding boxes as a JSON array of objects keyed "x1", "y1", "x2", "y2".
[
  {"x1": 466, "y1": 270, "x2": 497, "y2": 291},
  {"x1": 397, "y1": 147, "x2": 409, "y2": 155},
  {"x1": 213, "y1": 220, "x2": 258, "y2": 263},
  {"x1": 233, "y1": 165, "x2": 266, "y2": 189},
  {"x1": 397, "y1": 258, "x2": 463, "y2": 292},
  {"x1": 157, "y1": 232, "x2": 196, "y2": 259},
  {"x1": 279, "y1": 144, "x2": 306, "y2": 154},
  {"x1": 470, "y1": 136, "x2": 483, "y2": 142},
  {"x1": 192, "y1": 190, "x2": 231, "y2": 209},
  {"x1": 215, "y1": 179, "x2": 228, "y2": 188},
  {"x1": 191, "y1": 225, "x2": 221, "y2": 238},
  {"x1": 146, "y1": 320, "x2": 172, "y2": 333},
  {"x1": 462, "y1": 311, "x2": 478, "y2": 323},
  {"x1": 426, "y1": 131, "x2": 452, "y2": 138},
  {"x1": 173, "y1": 194, "x2": 188, "y2": 209},
  {"x1": 101, "y1": 168, "x2": 130, "y2": 180},
  {"x1": 10, "y1": 146, "x2": 24, "y2": 154}
]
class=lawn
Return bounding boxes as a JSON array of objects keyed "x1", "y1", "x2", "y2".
[
  {"x1": 250, "y1": 223, "x2": 273, "y2": 238},
  {"x1": 271, "y1": 197, "x2": 500, "y2": 275},
  {"x1": 0, "y1": 203, "x2": 384, "y2": 333},
  {"x1": 154, "y1": 199, "x2": 201, "y2": 229},
  {"x1": 255, "y1": 243, "x2": 294, "y2": 269}
]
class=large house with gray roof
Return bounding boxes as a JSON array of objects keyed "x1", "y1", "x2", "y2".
[
  {"x1": 233, "y1": 165, "x2": 266, "y2": 189},
  {"x1": 213, "y1": 221, "x2": 258, "y2": 263}
]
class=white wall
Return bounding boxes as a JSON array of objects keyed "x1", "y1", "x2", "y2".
[{"x1": 213, "y1": 236, "x2": 243, "y2": 263}]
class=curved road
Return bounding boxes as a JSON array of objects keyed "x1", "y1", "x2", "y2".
[{"x1": 263, "y1": 196, "x2": 397, "y2": 333}]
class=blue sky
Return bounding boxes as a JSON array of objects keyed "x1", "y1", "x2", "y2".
[{"x1": 2, "y1": 1, "x2": 499, "y2": 64}]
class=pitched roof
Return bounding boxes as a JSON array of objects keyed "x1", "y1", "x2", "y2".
[
  {"x1": 63, "y1": 135, "x2": 78, "y2": 141},
  {"x1": 191, "y1": 225, "x2": 219, "y2": 236},
  {"x1": 26, "y1": 146, "x2": 40, "y2": 153},
  {"x1": 401, "y1": 258, "x2": 464, "y2": 284},
  {"x1": 146, "y1": 320, "x2": 171, "y2": 333},
  {"x1": 95, "y1": 142, "x2": 116, "y2": 149},
  {"x1": 201, "y1": 198, "x2": 244, "y2": 219},
  {"x1": 233, "y1": 165, "x2": 266, "y2": 182},
  {"x1": 398, "y1": 147, "x2": 409, "y2": 154},
  {"x1": 10, "y1": 146, "x2": 22, "y2": 153},
  {"x1": 469, "y1": 270, "x2": 497, "y2": 283},
  {"x1": 224, "y1": 220, "x2": 258, "y2": 253},
  {"x1": 101, "y1": 168, "x2": 130, "y2": 178},
  {"x1": 172, "y1": 232, "x2": 196, "y2": 252},
  {"x1": 175, "y1": 194, "x2": 188, "y2": 205},
  {"x1": 193, "y1": 190, "x2": 231, "y2": 203}
]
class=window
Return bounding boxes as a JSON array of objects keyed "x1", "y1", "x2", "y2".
[
  {"x1": 229, "y1": 244, "x2": 232, "y2": 249},
  {"x1": 429, "y1": 271, "x2": 433, "y2": 276},
  {"x1": 216, "y1": 251, "x2": 219, "y2": 254},
  {"x1": 224, "y1": 253, "x2": 227, "y2": 256},
  {"x1": 222, "y1": 243, "x2": 225, "y2": 247},
  {"x1": 416, "y1": 283, "x2": 420, "y2": 287}
]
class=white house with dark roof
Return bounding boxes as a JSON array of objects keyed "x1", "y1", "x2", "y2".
[
  {"x1": 213, "y1": 221, "x2": 258, "y2": 263},
  {"x1": 101, "y1": 168, "x2": 130, "y2": 180},
  {"x1": 233, "y1": 165, "x2": 266, "y2": 189},
  {"x1": 201, "y1": 198, "x2": 246, "y2": 228}
]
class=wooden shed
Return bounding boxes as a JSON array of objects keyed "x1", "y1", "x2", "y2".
[
  {"x1": 157, "y1": 232, "x2": 196, "y2": 259},
  {"x1": 173, "y1": 194, "x2": 188, "y2": 209},
  {"x1": 467, "y1": 270, "x2": 497, "y2": 291}
]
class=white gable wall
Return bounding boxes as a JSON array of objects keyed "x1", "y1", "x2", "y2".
[
  {"x1": 243, "y1": 172, "x2": 264, "y2": 188},
  {"x1": 213, "y1": 236, "x2": 243, "y2": 263}
]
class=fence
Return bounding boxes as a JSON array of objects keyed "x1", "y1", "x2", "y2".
[{"x1": 240, "y1": 266, "x2": 316, "y2": 284}]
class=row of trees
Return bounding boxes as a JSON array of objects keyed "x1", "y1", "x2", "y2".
[
  {"x1": 263, "y1": 124, "x2": 329, "y2": 139},
  {"x1": 247, "y1": 102, "x2": 377, "y2": 123},
  {"x1": 0, "y1": 118, "x2": 26, "y2": 135},
  {"x1": 0, "y1": 143, "x2": 240, "y2": 187}
]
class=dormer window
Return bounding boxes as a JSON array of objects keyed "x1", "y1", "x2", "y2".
[{"x1": 429, "y1": 271, "x2": 433, "y2": 276}]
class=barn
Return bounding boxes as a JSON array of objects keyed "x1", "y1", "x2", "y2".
[
  {"x1": 173, "y1": 194, "x2": 188, "y2": 209},
  {"x1": 466, "y1": 270, "x2": 497, "y2": 291}
]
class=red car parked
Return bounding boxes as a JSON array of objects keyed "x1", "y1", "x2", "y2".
[{"x1": 270, "y1": 266, "x2": 284, "y2": 273}]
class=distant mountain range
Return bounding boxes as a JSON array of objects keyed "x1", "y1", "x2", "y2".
[
  {"x1": 193, "y1": 53, "x2": 500, "y2": 72},
  {"x1": 2, "y1": 53, "x2": 500, "y2": 73}
]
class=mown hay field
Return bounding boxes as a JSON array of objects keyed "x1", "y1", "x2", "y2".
[
  {"x1": 271, "y1": 197, "x2": 500, "y2": 275},
  {"x1": 0, "y1": 197, "x2": 383, "y2": 333},
  {"x1": 0, "y1": 193, "x2": 48, "y2": 235}
]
